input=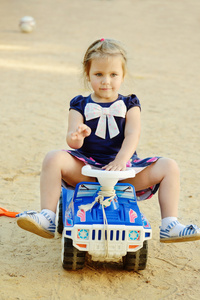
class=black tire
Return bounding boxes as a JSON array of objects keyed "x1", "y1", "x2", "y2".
[
  {"x1": 123, "y1": 240, "x2": 148, "y2": 271},
  {"x1": 62, "y1": 238, "x2": 86, "y2": 270},
  {"x1": 57, "y1": 193, "x2": 63, "y2": 234}
]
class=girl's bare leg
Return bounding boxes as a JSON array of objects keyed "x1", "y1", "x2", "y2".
[
  {"x1": 16, "y1": 150, "x2": 95, "y2": 238},
  {"x1": 40, "y1": 150, "x2": 96, "y2": 212},
  {"x1": 121, "y1": 158, "x2": 180, "y2": 218}
]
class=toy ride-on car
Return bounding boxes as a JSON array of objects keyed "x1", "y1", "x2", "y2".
[{"x1": 56, "y1": 165, "x2": 152, "y2": 271}]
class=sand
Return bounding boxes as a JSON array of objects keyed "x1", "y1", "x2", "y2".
[{"x1": 0, "y1": 0, "x2": 200, "y2": 299}]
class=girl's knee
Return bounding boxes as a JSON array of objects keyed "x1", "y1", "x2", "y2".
[
  {"x1": 42, "y1": 150, "x2": 66, "y2": 169},
  {"x1": 160, "y1": 158, "x2": 180, "y2": 176}
]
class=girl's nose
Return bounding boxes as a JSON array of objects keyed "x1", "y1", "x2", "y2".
[{"x1": 102, "y1": 76, "x2": 109, "y2": 84}]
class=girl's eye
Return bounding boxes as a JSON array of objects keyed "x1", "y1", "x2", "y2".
[
  {"x1": 111, "y1": 73, "x2": 117, "y2": 77},
  {"x1": 95, "y1": 73, "x2": 102, "y2": 77}
]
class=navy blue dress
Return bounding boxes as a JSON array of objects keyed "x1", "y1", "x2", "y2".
[{"x1": 64, "y1": 94, "x2": 159, "y2": 200}]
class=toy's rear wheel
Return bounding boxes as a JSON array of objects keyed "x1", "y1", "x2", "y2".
[
  {"x1": 57, "y1": 193, "x2": 63, "y2": 235},
  {"x1": 123, "y1": 240, "x2": 148, "y2": 271},
  {"x1": 62, "y1": 237, "x2": 86, "y2": 270}
]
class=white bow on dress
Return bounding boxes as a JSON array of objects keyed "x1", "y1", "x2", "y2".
[{"x1": 84, "y1": 100, "x2": 127, "y2": 139}]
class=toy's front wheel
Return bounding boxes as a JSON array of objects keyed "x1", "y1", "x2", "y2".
[
  {"x1": 123, "y1": 240, "x2": 148, "y2": 271},
  {"x1": 62, "y1": 237, "x2": 86, "y2": 270}
]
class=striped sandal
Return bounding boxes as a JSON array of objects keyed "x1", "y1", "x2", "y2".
[
  {"x1": 160, "y1": 220, "x2": 200, "y2": 243},
  {"x1": 16, "y1": 210, "x2": 55, "y2": 239}
]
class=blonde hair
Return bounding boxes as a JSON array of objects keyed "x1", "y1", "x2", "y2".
[{"x1": 83, "y1": 38, "x2": 127, "y2": 85}]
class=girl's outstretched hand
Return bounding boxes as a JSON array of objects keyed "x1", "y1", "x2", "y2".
[
  {"x1": 70, "y1": 124, "x2": 91, "y2": 141},
  {"x1": 102, "y1": 159, "x2": 127, "y2": 171}
]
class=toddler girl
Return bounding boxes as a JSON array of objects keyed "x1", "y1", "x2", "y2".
[{"x1": 17, "y1": 38, "x2": 200, "y2": 243}]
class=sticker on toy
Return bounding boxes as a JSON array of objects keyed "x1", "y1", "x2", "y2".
[
  {"x1": 77, "y1": 209, "x2": 86, "y2": 222},
  {"x1": 129, "y1": 209, "x2": 138, "y2": 223}
]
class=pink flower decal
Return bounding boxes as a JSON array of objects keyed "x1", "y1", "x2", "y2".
[
  {"x1": 77, "y1": 209, "x2": 86, "y2": 222},
  {"x1": 129, "y1": 209, "x2": 138, "y2": 223}
]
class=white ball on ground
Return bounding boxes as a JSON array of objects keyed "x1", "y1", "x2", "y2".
[{"x1": 19, "y1": 16, "x2": 36, "y2": 33}]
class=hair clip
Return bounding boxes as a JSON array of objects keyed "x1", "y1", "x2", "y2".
[{"x1": 100, "y1": 38, "x2": 105, "y2": 42}]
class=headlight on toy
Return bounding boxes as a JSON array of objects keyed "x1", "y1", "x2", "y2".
[
  {"x1": 128, "y1": 230, "x2": 140, "y2": 241},
  {"x1": 77, "y1": 229, "x2": 89, "y2": 240}
]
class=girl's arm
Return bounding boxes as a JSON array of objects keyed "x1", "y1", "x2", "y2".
[
  {"x1": 66, "y1": 109, "x2": 91, "y2": 149},
  {"x1": 103, "y1": 106, "x2": 141, "y2": 171}
]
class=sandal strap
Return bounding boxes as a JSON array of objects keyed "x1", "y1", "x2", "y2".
[
  {"x1": 179, "y1": 224, "x2": 199, "y2": 237},
  {"x1": 163, "y1": 220, "x2": 180, "y2": 233},
  {"x1": 41, "y1": 210, "x2": 56, "y2": 232},
  {"x1": 16, "y1": 210, "x2": 37, "y2": 218}
]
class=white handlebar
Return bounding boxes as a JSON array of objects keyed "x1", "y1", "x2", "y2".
[{"x1": 82, "y1": 165, "x2": 135, "y2": 187}]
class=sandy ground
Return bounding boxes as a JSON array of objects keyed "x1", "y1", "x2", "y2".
[{"x1": 0, "y1": 0, "x2": 200, "y2": 299}]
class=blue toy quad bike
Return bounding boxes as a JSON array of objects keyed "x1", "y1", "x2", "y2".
[{"x1": 56, "y1": 165, "x2": 152, "y2": 271}]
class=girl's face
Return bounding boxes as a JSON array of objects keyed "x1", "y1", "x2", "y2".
[{"x1": 88, "y1": 55, "x2": 124, "y2": 102}]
